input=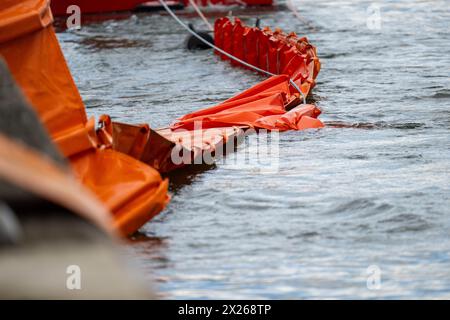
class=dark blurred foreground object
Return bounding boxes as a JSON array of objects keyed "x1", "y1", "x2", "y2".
[
  {"x1": 185, "y1": 23, "x2": 214, "y2": 50},
  {"x1": 0, "y1": 60, "x2": 153, "y2": 299}
]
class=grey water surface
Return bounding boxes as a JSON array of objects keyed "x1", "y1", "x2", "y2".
[{"x1": 57, "y1": 0, "x2": 450, "y2": 299}]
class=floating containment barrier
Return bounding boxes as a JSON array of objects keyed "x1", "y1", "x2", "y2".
[
  {"x1": 213, "y1": 17, "x2": 321, "y2": 98},
  {"x1": 0, "y1": 1, "x2": 323, "y2": 236},
  {"x1": 0, "y1": 0, "x2": 169, "y2": 236}
]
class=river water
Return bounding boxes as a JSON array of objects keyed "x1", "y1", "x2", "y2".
[{"x1": 57, "y1": 0, "x2": 450, "y2": 299}]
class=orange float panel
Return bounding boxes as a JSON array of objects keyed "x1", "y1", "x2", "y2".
[
  {"x1": 96, "y1": 115, "x2": 246, "y2": 173},
  {"x1": 0, "y1": 2, "x2": 90, "y2": 157},
  {"x1": 220, "y1": 19, "x2": 233, "y2": 61},
  {"x1": 0, "y1": 0, "x2": 169, "y2": 236},
  {"x1": 257, "y1": 28, "x2": 270, "y2": 71},
  {"x1": 230, "y1": 18, "x2": 245, "y2": 67},
  {"x1": 214, "y1": 17, "x2": 227, "y2": 56},
  {"x1": 213, "y1": 17, "x2": 321, "y2": 98},
  {"x1": 243, "y1": 27, "x2": 258, "y2": 69},
  {"x1": 70, "y1": 148, "x2": 169, "y2": 236},
  {"x1": 171, "y1": 75, "x2": 324, "y2": 132}
]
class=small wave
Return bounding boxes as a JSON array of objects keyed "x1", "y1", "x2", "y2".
[
  {"x1": 379, "y1": 213, "x2": 432, "y2": 234},
  {"x1": 325, "y1": 121, "x2": 424, "y2": 130},
  {"x1": 287, "y1": 231, "x2": 320, "y2": 240},
  {"x1": 79, "y1": 36, "x2": 151, "y2": 51},
  {"x1": 431, "y1": 89, "x2": 450, "y2": 99},
  {"x1": 325, "y1": 198, "x2": 392, "y2": 216},
  {"x1": 320, "y1": 52, "x2": 351, "y2": 59},
  {"x1": 345, "y1": 154, "x2": 369, "y2": 160}
]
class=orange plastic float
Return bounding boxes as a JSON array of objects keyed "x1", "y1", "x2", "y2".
[
  {"x1": 96, "y1": 116, "x2": 246, "y2": 173},
  {"x1": 0, "y1": 0, "x2": 169, "y2": 236},
  {"x1": 171, "y1": 75, "x2": 323, "y2": 131},
  {"x1": 214, "y1": 17, "x2": 321, "y2": 98}
]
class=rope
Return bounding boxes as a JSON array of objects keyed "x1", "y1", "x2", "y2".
[
  {"x1": 187, "y1": 0, "x2": 213, "y2": 31},
  {"x1": 286, "y1": 0, "x2": 317, "y2": 31},
  {"x1": 158, "y1": 0, "x2": 307, "y2": 104}
]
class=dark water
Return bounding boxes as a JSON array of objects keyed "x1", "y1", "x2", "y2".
[{"x1": 57, "y1": 0, "x2": 450, "y2": 299}]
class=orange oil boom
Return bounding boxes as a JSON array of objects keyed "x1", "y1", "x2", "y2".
[
  {"x1": 0, "y1": 0, "x2": 169, "y2": 236},
  {"x1": 0, "y1": 2, "x2": 323, "y2": 235},
  {"x1": 170, "y1": 17, "x2": 323, "y2": 131},
  {"x1": 104, "y1": 17, "x2": 324, "y2": 173}
]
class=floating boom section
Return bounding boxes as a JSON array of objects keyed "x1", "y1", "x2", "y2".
[
  {"x1": 95, "y1": 115, "x2": 246, "y2": 173},
  {"x1": 214, "y1": 17, "x2": 321, "y2": 98},
  {"x1": 171, "y1": 75, "x2": 323, "y2": 131},
  {"x1": 98, "y1": 17, "x2": 324, "y2": 173},
  {"x1": 0, "y1": 0, "x2": 169, "y2": 236},
  {"x1": 98, "y1": 75, "x2": 323, "y2": 174},
  {"x1": 170, "y1": 17, "x2": 323, "y2": 132}
]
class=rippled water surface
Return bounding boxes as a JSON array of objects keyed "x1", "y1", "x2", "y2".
[{"x1": 57, "y1": 0, "x2": 450, "y2": 299}]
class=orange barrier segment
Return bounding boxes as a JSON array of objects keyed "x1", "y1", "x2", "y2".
[
  {"x1": 161, "y1": 19, "x2": 324, "y2": 162},
  {"x1": 96, "y1": 115, "x2": 246, "y2": 173},
  {"x1": 214, "y1": 17, "x2": 321, "y2": 98},
  {"x1": 165, "y1": 17, "x2": 324, "y2": 134},
  {"x1": 87, "y1": 17, "x2": 322, "y2": 173},
  {"x1": 102, "y1": 75, "x2": 323, "y2": 173},
  {"x1": 0, "y1": 0, "x2": 169, "y2": 236},
  {"x1": 171, "y1": 75, "x2": 324, "y2": 131}
]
